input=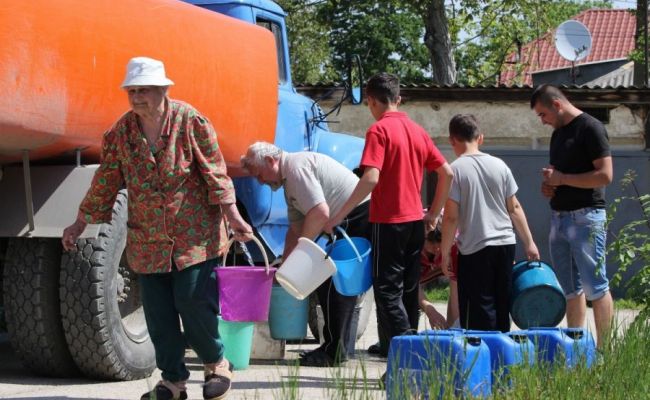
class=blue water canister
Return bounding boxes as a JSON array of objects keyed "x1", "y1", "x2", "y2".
[
  {"x1": 462, "y1": 330, "x2": 535, "y2": 384},
  {"x1": 505, "y1": 331, "x2": 536, "y2": 367},
  {"x1": 510, "y1": 260, "x2": 566, "y2": 329},
  {"x1": 386, "y1": 331, "x2": 491, "y2": 399},
  {"x1": 268, "y1": 284, "x2": 308, "y2": 340},
  {"x1": 523, "y1": 327, "x2": 597, "y2": 368}
]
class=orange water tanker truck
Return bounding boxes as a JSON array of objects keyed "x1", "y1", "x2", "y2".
[{"x1": 0, "y1": 0, "x2": 369, "y2": 380}]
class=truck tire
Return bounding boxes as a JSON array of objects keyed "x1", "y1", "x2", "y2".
[
  {"x1": 60, "y1": 191, "x2": 155, "y2": 380},
  {"x1": 308, "y1": 288, "x2": 374, "y2": 342},
  {"x1": 0, "y1": 239, "x2": 6, "y2": 332},
  {"x1": 2, "y1": 237, "x2": 80, "y2": 377}
]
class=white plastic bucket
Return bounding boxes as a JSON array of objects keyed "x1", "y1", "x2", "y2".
[{"x1": 275, "y1": 237, "x2": 336, "y2": 300}]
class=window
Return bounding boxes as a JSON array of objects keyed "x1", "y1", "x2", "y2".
[{"x1": 256, "y1": 19, "x2": 287, "y2": 84}]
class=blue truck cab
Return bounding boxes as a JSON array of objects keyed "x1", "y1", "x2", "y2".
[{"x1": 185, "y1": 0, "x2": 365, "y2": 257}]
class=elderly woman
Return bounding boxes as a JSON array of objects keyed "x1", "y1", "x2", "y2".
[{"x1": 62, "y1": 57, "x2": 252, "y2": 400}]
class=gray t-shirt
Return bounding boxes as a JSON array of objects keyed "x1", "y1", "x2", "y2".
[
  {"x1": 449, "y1": 152, "x2": 517, "y2": 255},
  {"x1": 280, "y1": 152, "x2": 368, "y2": 222}
]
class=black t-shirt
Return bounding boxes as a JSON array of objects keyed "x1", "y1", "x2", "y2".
[{"x1": 549, "y1": 113, "x2": 611, "y2": 211}]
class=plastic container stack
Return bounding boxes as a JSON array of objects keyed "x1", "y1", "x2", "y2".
[{"x1": 386, "y1": 327, "x2": 596, "y2": 398}]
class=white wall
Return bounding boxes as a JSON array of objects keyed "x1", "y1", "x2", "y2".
[{"x1": 324, "y1": 100, "x2": 647, "y2": 151}]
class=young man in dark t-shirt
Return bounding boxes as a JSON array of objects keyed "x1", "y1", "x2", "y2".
[
  {"x1": 325, "y1": 72, "x2": 453, "y2": 357},
  {"x1": 531, "y1": 84, "x2": 613, "y2": 348}
]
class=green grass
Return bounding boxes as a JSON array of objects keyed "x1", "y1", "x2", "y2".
[
  {"x1": 499, "y1": 318, "x2": 650, "y2": 399},
  {"x1": 613, "y1": 297, "x2": 641, "y2": 310},
  {"x1": 424, "y1": 282, "x2": 450, "y2": 302}
]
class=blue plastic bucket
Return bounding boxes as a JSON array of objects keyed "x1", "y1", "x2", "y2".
[
  {"x1": 387, "y1": 332, "x2": 491, "y2": 399},
  {"x1": 523, "y1": 327, "x2": 597, "y2": 368},
  {"x1": 268, "y1": 284, "x2": 308, "y2": 340},
  {"x1": 327, "y1": 227, "x2": 372, "y2": 296},
  {"x1": 510, "y1": 260, "x2": 566, "y2": 329},
  {"x1": 218, "y1": 317, "x2": 254, "y2": 370}
]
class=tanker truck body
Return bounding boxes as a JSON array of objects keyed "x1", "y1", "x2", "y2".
[{"x1": 0, "y1": 0, "x2": 366, "y2": 380}]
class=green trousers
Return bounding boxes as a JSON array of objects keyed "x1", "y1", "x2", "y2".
[{"x1": 140, "y1": 258, "x2": 223, "y2": 382}]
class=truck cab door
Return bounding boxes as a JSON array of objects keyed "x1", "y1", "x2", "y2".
[{"x1": 234, "y1": 11, "x2": 308, "y2": 257}]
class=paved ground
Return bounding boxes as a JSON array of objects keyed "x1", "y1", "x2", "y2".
[{"x1": 0, "y1": 304, "x2": 640, "y2": 400}]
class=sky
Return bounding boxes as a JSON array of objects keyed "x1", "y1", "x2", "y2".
[{"x1": 612, "y1": 0, "x2": 638, "y2": 9}]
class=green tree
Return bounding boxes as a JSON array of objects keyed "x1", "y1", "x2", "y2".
[
  {"x1": 446, "y1": 0, "x2": 612, "y2": 85},
  {"x1": 277, "y1": 0, "x2": 613, "y2": 85},
  {"x1": 411, "y1": 0, "x2": 457, "y2": 84},
  {"x1": 278, "y1": 0, "x2": 430, "y2": 83},
  {"x1": 321, "y1": 0, "x2": 431, "y2": 82},
  {"x1": 276, "y1": 0, "x2": 337, "y2": 83}
]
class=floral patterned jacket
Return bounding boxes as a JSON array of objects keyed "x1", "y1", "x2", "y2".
[{"x1": 79, "y1": 99, "x2": 235, "y2": 273}]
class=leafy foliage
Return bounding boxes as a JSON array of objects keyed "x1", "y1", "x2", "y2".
[
  {"x1": 321, "y1": 0, "x2": 431, "y2": 83},
  {"x1": 277, "y1": 0, "x2": 614, "y2": 85},
  {"x1": 607, "y1": 170, "x2": 650, "y2": 317},
  {"x1": 448, "y1": 0, "x2": 613, "y2": 85},
  {"x1": 276, "y1": 0, "x2": 338, "y2": 83},
  {"x1": 278, "y1": 0, "x2": 430, "y2": 83}
]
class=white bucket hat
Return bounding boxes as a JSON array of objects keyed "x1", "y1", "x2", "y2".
[{"x1": 121, "y1": 56, "x2": 174, "y2": 88}]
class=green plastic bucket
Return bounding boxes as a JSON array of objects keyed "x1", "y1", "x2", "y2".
[{"x1": 218, "y1": 316, "x2": 254, "y2": 370}]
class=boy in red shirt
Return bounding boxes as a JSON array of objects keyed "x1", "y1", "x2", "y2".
[{"x1": 326, "y1": 72, "x2": 452, "y2": 356}]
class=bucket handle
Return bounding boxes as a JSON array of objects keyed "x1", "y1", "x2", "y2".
[
  {"x1": 221, "y1": 235, "x2": 271, "y2": 274},
  {"x1": 333, "y1": 226, "x2": 362, "y2": 262}
]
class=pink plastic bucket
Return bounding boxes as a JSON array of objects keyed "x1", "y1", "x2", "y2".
[{"x1": 215, "y1": 236, "x2": 276, "y2": 322}]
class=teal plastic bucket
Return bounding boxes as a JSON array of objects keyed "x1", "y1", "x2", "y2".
[
  {"x1": 218, "y1": 316, "x2": 254, "y2": 370},
  {"x1": 327, "y1": 227, "x2": 372, "y2": 296},
  {"x1": 510, "y1": 260, "x2": 566, "y2": 329},
  {"x1": 268, "y1": 284, "x2": 308, "y2": 340}
]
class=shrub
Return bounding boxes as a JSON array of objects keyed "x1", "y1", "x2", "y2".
[{"x1": 607, "y1": 170, "x2": 650, "y2": 318}]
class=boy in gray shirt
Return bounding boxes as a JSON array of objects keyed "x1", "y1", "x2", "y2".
[{"x1": 440, "y1": 114, "x2": 539, "y2": 332}]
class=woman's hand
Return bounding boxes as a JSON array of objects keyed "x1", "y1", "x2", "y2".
[
  {"x1": 62, "y1": 218, "x2": 88, "y2": 251},
  {"x1": 223, "y1": 203, "x2": 253, "y2": 242}
]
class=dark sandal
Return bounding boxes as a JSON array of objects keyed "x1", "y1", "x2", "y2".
[{"x1": 203, "y1": 359, "x2": 234, "y2": 400}]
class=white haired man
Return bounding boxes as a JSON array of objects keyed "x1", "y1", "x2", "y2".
[{"x1": 240, "y1": 142, "x2": 370, "y2": 366}]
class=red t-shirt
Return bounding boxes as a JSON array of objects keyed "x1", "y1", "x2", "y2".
[
  {"x1": 420, "y1": 244, "x2": 459, "y2": 284},
  {"x1": 360, "y1": 111, "x2": 446, "y2": 223}
]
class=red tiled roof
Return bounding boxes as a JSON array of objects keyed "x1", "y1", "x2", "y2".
[{"x1": 500, "y1": 9, "x2": 636, "y2": 86}]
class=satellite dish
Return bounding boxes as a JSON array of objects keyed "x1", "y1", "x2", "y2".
[{"x1": 555, "y1": 20, "x2": 592, "y2": 62}]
